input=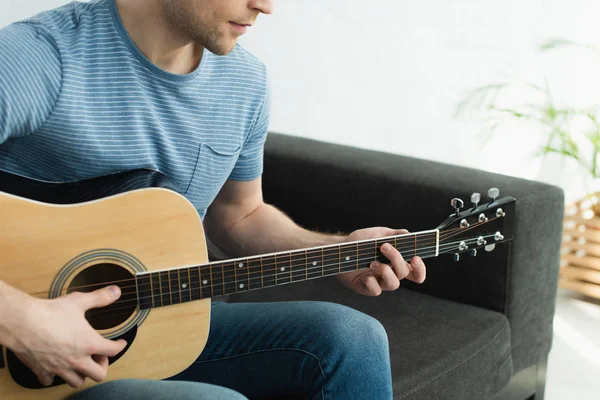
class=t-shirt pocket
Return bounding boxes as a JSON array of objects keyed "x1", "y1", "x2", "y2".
[{"x1": 184, "y1": 142, "x2": 242, "y2": 218}]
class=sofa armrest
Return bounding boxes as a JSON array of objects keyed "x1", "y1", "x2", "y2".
[{"x1": 261, "y1": 132, "x2": 564, "y2": 372}]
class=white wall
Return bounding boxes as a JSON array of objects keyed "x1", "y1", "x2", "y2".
[
  {"x1": 237, "y1": 0, "x2": 599, "y2": 202},
  {"x1": 2, "y1": 0, "x2": 598, "y2": 202}
]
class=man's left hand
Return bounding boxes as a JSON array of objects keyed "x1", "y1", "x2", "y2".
[{"x1": 337, "y1": 227, "x2": 427, "y2": 296}]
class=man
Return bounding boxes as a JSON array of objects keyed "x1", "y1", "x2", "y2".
[{"x1": 0, "y1": 0, "x2": 427, "y2": 399}]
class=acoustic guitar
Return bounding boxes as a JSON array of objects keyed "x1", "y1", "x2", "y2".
[{"x1": 0, "y1": 168, "x2": 515, "y2": 399}]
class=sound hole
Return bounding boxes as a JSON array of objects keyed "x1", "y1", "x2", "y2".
[{"x1": 68, "y1": 263, "x2": 137, "y2": 330}]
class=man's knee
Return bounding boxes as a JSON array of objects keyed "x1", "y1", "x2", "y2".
[
  {"x1": 70, "y1": 379, "x2": 248, "y2": 400},
  {"x1": 309, "y1": 302, "x2": 390, "y2": 359}
]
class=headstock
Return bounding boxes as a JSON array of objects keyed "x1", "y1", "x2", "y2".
[{"x1": 436, "y1": 188, "x2": 516, "y2": 261}]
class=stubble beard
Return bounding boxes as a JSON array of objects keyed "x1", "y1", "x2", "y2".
[{"x1": 162, "y1": 3, "x2": 237, "y2": 55}]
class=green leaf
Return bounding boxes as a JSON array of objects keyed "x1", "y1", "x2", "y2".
[{"x1": 538, "y1": 37, "x2": 599, "y2": 54}]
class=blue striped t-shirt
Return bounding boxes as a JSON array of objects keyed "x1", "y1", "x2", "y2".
[{"x1": 0, "y1": 0, "x2": 270, "y2": 219}]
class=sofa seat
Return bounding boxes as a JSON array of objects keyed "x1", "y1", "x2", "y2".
[{"x1": 229, "y1": 277, "x2": 513, "y2": 400}]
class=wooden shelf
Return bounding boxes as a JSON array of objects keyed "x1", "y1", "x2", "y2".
[
  {"x1": 559, "y1": 277, "x2": 600, "y2": 299},
  {"x1": 561, "y1": 254, "x2": 600, "y2": 270},
  {"x1": 561, "y1": 241, "x2": 600, "y2": 257},
  {"x1": 559, "y1": 193, "x2": 600, "y2": 300},
  {"x1": 560, "y1": 265, "x2": 600, "y2": 284},
  {"x1": 562, "y1": 228, "x2": 600, "y2": 242}
]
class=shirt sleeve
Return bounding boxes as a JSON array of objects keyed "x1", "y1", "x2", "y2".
[
  {"x1": 0, "y1": 22, "x2": 62, "y2": 145},
  {"x1": 228, "y1": 81, "x2": 271, "y2": 181}
]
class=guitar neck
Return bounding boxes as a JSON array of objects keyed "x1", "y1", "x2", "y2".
[{"x1": 135, "y1": 229, "x2": 440, "y2": 310}]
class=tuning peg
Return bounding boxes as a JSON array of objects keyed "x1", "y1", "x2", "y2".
[
  {"x1": 488, "y1": 188, "x2": 499, "y2": 202},
  {"x1": 471, "y1": 192, "x2": 481, "y2": 208},
  {"x1": 451, "y1": 198, "x2": 464, "y2": 215},
  {"x1": 470, "y1": 249, "x2": 478, "y2": 257},
  {"x1": 485, "y1": 244, "x2": 496, "y2": 252},
  {"x1": 453, "y1": 253, "x2": 460, "y2": 262}
]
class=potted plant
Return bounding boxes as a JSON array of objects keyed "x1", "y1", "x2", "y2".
[
  {"x1": 456, "y1": 37, "x2": 600, "y2": 215},
  {"x1": 457, "y1": 38, "x2": 600, "y2": 299}
]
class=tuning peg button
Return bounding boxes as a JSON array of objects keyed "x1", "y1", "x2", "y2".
[
  {"x1": 471, "y1": 192, "x2": 481, "y2": 208},
  {"x1": 488, "y1": 188, "x2": 499, "y2": 202},
  {"x1": 451, "y1": 198, "x2": 464, "y2": 215}
]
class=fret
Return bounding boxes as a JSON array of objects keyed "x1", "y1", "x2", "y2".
[
  {"x1": 234, "y1": 259, "x2": 238, "y2": 290},
  {"x1": 416, "y1": 232, "x2": 431, "y2": 258},
  {"x1": 413, "y1": 233, "x2": 419, "y2": 258},
  {"x1": 136, "y1": 274, "x2": 152, "y2": 310},
  {"x1": 199, "y1": 265, "x2": 212, "y2": 299},
  {"x1": 356, "y1": 242, "x2": 360, "y2": 270},
  {"x1": 248, "y1": 257, "x2": 262, "y2": 290},
  {"x1": 210, "y1": 263, "x2": 225, "y2": 296},
  {"x1": 261, "y1": 256, "x2": 276, "y2": 287},
  {"x1": 222, "y1": 261, "x2": 237, "y2": 295},
  {"x1": 322, "y1": 246, "x2": 340, "y2": 276},
  {"x1": 275, "y1": 252, "x2": 292, "y2": 285},
  {"x1": 235, "y1": 259, "x2": 249, "y2": 292},
  {"x1": 187, "y1": 267, "x2": 193, "y2": 300},
  {"x1": 374, "y1": 239, "x2": 380, "y2": 264},
  {"x1": 305, "y1": 250, "x2": 308, "y2": 280},
  {"x1": 178, "y1": 268, "x2": 190, "y2": 304},
  {"x1": 306, "y1": 249, "x2": 322, "y2": 280},
  {"x1": 169, "y1": 270, "x2": 181, "y2": 305},
  {"x1": 151, "y1": 272, "x2": 161, "y2": 307},
  {"x1": 260, "y1": 256, "x2": 264, "y2": 288},
  {"x1": 189, "y1": 265, "x2": 201, "y2": 301},
  {"x1": 290, "y1": 250, "x2": 307, "y2": 282},
  {"x1": 209, "y1": 262, "x2": 214, "y2": 297},
  {"x1": 375, "y1": 239, "x2": 388, "y2": 264},
  {"x1": 339, "y1": 244, "x2": 358, "y2": 273},
  {"x1": 160, "y1": 271, "x2": 170, "y2": 306},
  {"x1": 149, "y1": 273, "x2": 155, "y2": 308}
]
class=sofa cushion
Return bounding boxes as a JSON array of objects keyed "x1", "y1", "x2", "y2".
[{"x1": 228, "y1": 277, "x2": 513, "y2": 400}]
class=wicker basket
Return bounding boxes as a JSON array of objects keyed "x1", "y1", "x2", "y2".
[{"x1": 560, "y1": 193, "x2": 600, "y2": 299}]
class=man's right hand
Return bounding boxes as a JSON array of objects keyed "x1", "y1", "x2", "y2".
[{"x1": 0, "y1": 282, "x2": 127, "y2": 388}]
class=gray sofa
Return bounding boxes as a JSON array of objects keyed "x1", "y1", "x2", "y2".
[{"x1": 228, "y1": 133, "x2": 564, "y2": 400}]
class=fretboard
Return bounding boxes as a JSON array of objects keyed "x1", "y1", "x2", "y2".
[{"x1": 136, "y1": 229, "x2": 439, "y2": 310}]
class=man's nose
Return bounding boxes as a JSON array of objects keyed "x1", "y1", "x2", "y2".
[{"x1": 249, "y1": 0, "x2": 274, "y2": 15}]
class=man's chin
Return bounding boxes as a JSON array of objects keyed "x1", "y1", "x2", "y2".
[{"x1": 206, "y1": 40, "x2": 237, "y2": 56}]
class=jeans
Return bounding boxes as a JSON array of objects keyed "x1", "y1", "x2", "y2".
[{"x1": 72, "y1": 301, "x2": 393, "y2": 400}]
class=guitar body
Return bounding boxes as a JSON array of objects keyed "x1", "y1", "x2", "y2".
[
  {"x1": 0, "y1": 170, "x2": 211, "y2": 400},
  {"x1": 0, "y1": 169, "x2": 518, "y2": 400}
]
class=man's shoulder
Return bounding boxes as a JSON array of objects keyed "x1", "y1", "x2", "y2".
[
  {"x1": 214, "y1": 44, "x2": 268, "y2": 81},
  {"x1": 13, "y1": 0, "x2": 108, "y2": 39},
  {"x1": 229, "y1": 45, "x2": 266, "y2": 69}
]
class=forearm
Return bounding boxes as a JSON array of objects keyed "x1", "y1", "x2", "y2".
[
  {"x1": 0, "y1": 280, "x2": 23, "y2": 349},
  {"x1": 210, "y1": 202, "x2": 346, "y2": 257}
]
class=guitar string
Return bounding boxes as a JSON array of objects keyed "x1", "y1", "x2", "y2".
[
  {"x1": 25, "y1": 217, "x2": 498, "y2": 296},
  {"x1": 83, "y1": 235, "x2": 497, "y2": 321},
  {"x1": 26, "y1": 232, "x2": 439, "y2": 296},
  {"x1": 33, "y1": 236, "x2": 440, "y2": 300},
  {"x1": 86, "y1": 235, "x2": 496, "y2": 324},
  {"x1": 28, "y1": 215, "x2": 501, "y2": 298},
  {"x1": 84, "y1": 239, "x2": 483, "y2": 322},
  {"x1": 87, "y1": 219, "x2": 502, "y2": 314}
]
